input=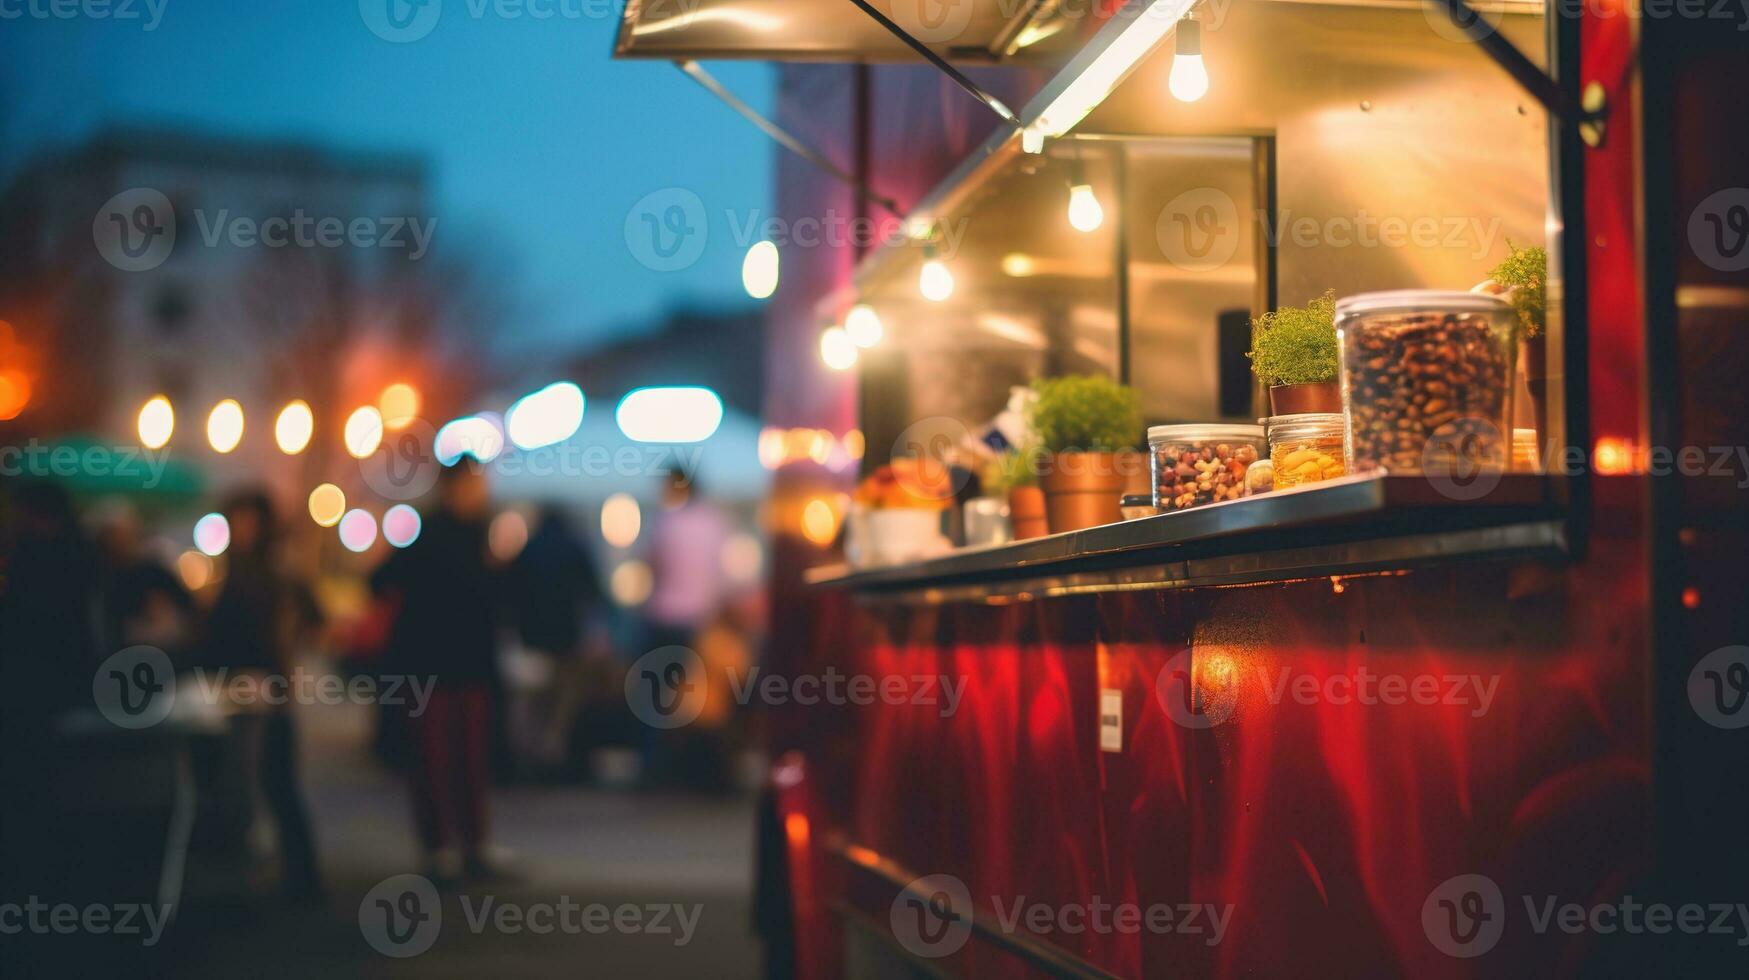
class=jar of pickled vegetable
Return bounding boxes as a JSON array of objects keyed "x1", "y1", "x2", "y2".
[{"x1": 1268, "y1": 413, "x2": 1346, "y2": 489}]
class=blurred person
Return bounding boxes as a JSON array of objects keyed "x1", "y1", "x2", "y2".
[
  {"x1": 201, "y1": 490, "x2": 325, "y2": 901},
  {"x1": 505, "y1": 504, "x2": 604, "y2": 776},
  {"x1": 93, "y1": 502, "x2": 195, "y2": 657},
  {"x1": 370, "y1": 463, "x2": 506, "y2": 882},
  {"x1": 638, "y1": 468, "x2": 732, "y2": 788},
  {"x1": 0, "y1": 480, "x2": 100, "y2": 734},
  {"x1": 642, "y1": 467, "x2": 730, "y2": 652}
]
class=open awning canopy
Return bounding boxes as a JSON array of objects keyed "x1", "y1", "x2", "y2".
[{"x1": 613, "y1": 0, "x2": 1101, "y2": 63}]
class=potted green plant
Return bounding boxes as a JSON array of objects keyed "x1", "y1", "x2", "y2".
[
  {"x1": 987, "y1": 445, "x2": 1048, "y2": 540},
  {"x1": 1248, "y1": 290, "x2": 1340, "y2": 415},
  {"x1": 1027, "y1": 375, "x2": 1142, "y2": 532},
  {"x1": 1482, "y1": 242, "x2": 1548, "y2": 436}
]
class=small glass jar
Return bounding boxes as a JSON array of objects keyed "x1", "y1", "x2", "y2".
[
  {"x1": 1149, "y1": 424, "x2": 1265, "y2": 511},
  {"x1": 1268, "y1": 413, "x2": 1346, "y2": 489},
  {"x1": 1336, "y1": 290, "x2": 1516, "y2": 475},
  {"x1": 1120, "y1": 494, "x2": 1158, "y2": 521}
]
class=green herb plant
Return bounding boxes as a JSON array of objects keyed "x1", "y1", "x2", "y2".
[
  {"x1": 1026, "y1": 375, "x2": 1141, "y2": 454},
  {"x1": 1488, "y1": 242, "x2": 1547, "y2": 340},
  {"x1": 1247, "y1": 290, "x2": 1338, "y2": 387}
]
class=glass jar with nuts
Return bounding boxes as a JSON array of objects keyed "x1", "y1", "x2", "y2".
[
  {"x1": 1268, "y1": 413, "x2": 1347, "y2": 489},
  {"x1": 1335, "y1": 291, "x2": 1516, "y2": 476},
  {"x1": 1148, "y1": 424, "x2": 1265, "y2": 511}
]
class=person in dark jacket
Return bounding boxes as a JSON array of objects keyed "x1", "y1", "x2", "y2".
[
  {"x1": 371, "y1": 463, "x2": 504, "y2": 882},
  {"x1": 505, "y1": 505, "x2": 604, "y2": 774},
  {"x1": 203, "y1": 490, "x2": 324, "y2": 900}
]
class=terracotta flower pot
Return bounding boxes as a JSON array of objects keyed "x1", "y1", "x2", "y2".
[
  {"x1": 1116, "y1": 449, "x2": 1153, "y2": 498},
  {"x1": 1268, "y1": 381, "x2": 1341, "y2": 416},
  {"x1": 1007, "y1": 486, "x2": 1048, "y2": 540},
  {"x1": 1039, "y1": 451, "x2": 1125, "y2": 533}
]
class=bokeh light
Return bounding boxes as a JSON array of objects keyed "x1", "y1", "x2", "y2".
[
  {"x1": 610, "y1": 560, "x2": 653, "y2": 607},
  {"x1": 138, "y1": 396, "x2": 174, "y2": 449},
  {"x1": 193, "y1": 512, "x2": 231, "y2": 557},
  {"x1": 206, "y1": 399, "x2": 244, "y2": 454},
  {"x1": 436, "y1": 415, "x2": 506, "y2": 466},
  {"x1": 845, "y1": 304, "x2": 883, "y2": 348},
  {"x1": 379, "y1": 383, "x2": 421, "y2": 430},
  {"x1": 801, "y1": 498, "x2": 839, "y2": 546},
  {"x1": 819, "y1": 327, "x2": 857, "y2": 370},
  {"x1": 488, "y1": 509, "x2": 529, "y2": 562},
  {"x1": 0, "y1": 370, "x2": 30, "y2": 421},
  {"x1": 176, "y1": 550, "x2": 213, "y2": 591},
  {"x1": 742, "y1": 240, "x2": 779, "y2": 299},
  {"x1": 720, "y1": 531, "x2": 763, "y2": 585},
  {"x1": 506, "y1": 381, "x2": 585, "y2": 450},
  {"x1": 308, "y1": 483, "x2": 346, "y2": 527},
  {"x1": 600, "y1": 493, "x2": 642, "y2": 549},
  {"x1": 345, "y1": 406, "x2": 384, "y2": 459},
  {"x1": 615, "y1": 387, "x2": 723, "y2": 444},
  {"x1": 275, "y1": 400, "x2": 314, "y2": 455},
  {"x1": 383, "y1": 504, "x2": 423, "y2": 548},
  {"x1": 338, "y1": 509, "x2": 378, "y2": 553}
]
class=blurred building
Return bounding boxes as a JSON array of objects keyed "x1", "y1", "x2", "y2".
[{"x1": 0, "y1": 126, "x2": 460, "y2": 503}]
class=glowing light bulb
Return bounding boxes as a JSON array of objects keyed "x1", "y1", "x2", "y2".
[
  {"x1": 1169, "y1": 20, "x2": 1208, "y2": 103},
  {"x1": 845, "y1": 304, "x2": 883, "y2": 347},
  {"x1": 275, "y1": 400, "x2": 314, "y2": 454},
  {"x1": 742, "y1": 240, "x2": 779, "y2": 299},
  {"x1": 819, "y1": 326, "x2": 858, "y2": 371},
  {"x1": 206, "y1": 400, "x2": 244, "y2": 454},
  {"x1": 1067, "y1": 183, "x2": 1104, "y2": 232},
  {"x1": 138, "y1": 396, "x2": 174, "y2": 449},
  {"x1": 919, "y1": 257, "x2": 954, "y2": 302}
]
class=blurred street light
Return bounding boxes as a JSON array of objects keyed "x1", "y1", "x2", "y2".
[
  {"x1": 308, "y1": 484, "x2": 346, "y2": 527},
  {"x1": 275, "y1": 400, "x2": 314, "y2": 455},
  {"x1": 193, "y1": 512, "x2": 230, "y2": 556},
  {"x1": 207, "y1": 400, "x2": 244, "y2": 454},
  {"x1": 742, "y1": 240, "x2": 779, "y2": 299},
  {"x1": 379, "y1": 382, "x2": 421, "y2": 430},
  {"x1": 138, "y1": 396, "x2": 174, "y2": 449},
  {"x1": 819, "y1": 327, "x2": 857, "y2": 370},
  {"x1": 615, "y1": 386, "x2": 722, "y2": 443},
  {"x1": 507, "y1": 381, "x2": 585, "y2": 450},
  {"x1": 600, "y1": 493, "x2": 642, "y2": 549},
  {"x1": 338, "y1": 509, "x2": 378, "y2": 552},
  {"x1": 345, "y1": 406, "x2": 385, "y2": 458}
]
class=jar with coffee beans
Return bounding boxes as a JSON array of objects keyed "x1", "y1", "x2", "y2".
[{"x1": 1335, "y1": 291, "x2": 1516, "y2": 476}]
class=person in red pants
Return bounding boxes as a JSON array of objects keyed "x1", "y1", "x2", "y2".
[{"x1": 371, "y1": 463, "x2": 507, "y2": 883}]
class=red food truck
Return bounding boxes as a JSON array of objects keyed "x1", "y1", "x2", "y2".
[{"x1": 616, "y1": 2, "x2": 1746, "y2": 975}]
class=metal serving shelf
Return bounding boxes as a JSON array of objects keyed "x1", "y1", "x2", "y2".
[{"x1": 806, "y1": 474, "x2": 1567, "y2": 602}]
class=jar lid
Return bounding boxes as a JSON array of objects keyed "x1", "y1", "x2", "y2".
[
  {"x1": 1334, "y1": 289, "x2": 1511, "y2": 319},
  {"x1": 1147, "y1": 423, "x2": 1264, "y2": 445},
  {"x1": 1267, "y1": 412, "x2": 1344, "y2": 441}
]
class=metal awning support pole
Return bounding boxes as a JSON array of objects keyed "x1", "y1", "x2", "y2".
[
  {"x1": 841, "y1": 0, "x2": 1025, "y2": 131},
  {"x1": 1430, "y1": 0, "x2": 1588, "y2": 123},
  {"x1": 676, "y1": 60, "x2": 904, "y2": 217}
]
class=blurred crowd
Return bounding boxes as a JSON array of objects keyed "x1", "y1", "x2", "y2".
[{"x1": 0, "y1": 464, "x2": 763, "y2": 908}]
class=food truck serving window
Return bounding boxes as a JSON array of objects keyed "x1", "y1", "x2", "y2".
[{"x1": 848, "y1": 0, "x2": 1567, "y2": 490}]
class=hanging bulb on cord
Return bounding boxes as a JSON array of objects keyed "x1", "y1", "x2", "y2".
[
  {"x1": 1169, "y1": 18, "x2": 1209, "y2": 103},
  {"x1": 1066, "y1": 156, "x2": 1104, "y2": 233}
]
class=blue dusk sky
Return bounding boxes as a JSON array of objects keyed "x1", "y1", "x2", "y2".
[{"x1": 0, "y1": 0, "x2": 775, "y2": 360}]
